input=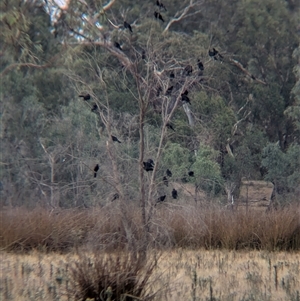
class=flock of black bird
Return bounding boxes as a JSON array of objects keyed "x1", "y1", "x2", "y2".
[{"x1": 77, "y1": 1, "x2": 224, "y2": 205}]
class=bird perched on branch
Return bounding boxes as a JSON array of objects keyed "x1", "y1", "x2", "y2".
[
  {"x1": 143, "y1": 162, "x2": 153, "y2": 172},
  {"x1": 166, "y1": 169, "x2": 172, "y2": 177},
  {"x1": 124, "y1": 21, "x2": 132, "y2": 32},
  {"x1": 91, "y1": 104, "x2": 98, "y2": 112},
  {"x1": 181, "y1": 93, "x2": 191, "y2": 104},
  {"x1": 111, "y1": 135, "x2": 121, "y2": 143},
  {"x1": 163, "y1": 176, "x2": 168, "y2": 186},
  {"x1": 143, "y1": 159, "x2": 155, "y2": 172},
  {"x1": 114, "y1": 41, "x2": 123, "y2": 51},
  {"x1": 147, "y1": 158, "x2": 155, "y2": 167},
  {"x1": 184, "y1": 65, "x2": 193, "y2": 76},
  {"x1": 79, "y1": 94, "x2": 91, "y2": 101},
  {"x1": 188, "y1": 171, "x2": 194, "y2": 177},
  {"x1": 166, "y1": 86, "x2": 173, "y2": 95},
  {"x1": 154, "y1": 11, "x2": 164, "y2": 22},
  {"x1": 94, "y1": 164, "x2": 99, "y2": 178},
  {"x1": 172, "y1": 188, "x2": 178, "y2": 199},
  {"x1": 197, "y1": 59, "x2": 204, "y2": 71},
  {"x1": 166, "y1": 123, "x2": 175, "y2": 131},
  {"x1": 156, "y1": 0, "x2": 167, "y2": 11},
  {"x1": 141, "y1": 50, "x2": 146, "y2": 60},
  {"x1": 209, "y1": 48, "x2": 223, "y2": 60},
  {"x1": 157, "y1": 195, "x2": 166, "y2": 203},
  {"x1": 111, "y1": 193, "x2": 119, "y2": 201},
  {"x1": 209, "y1": 48, "x2": 218, "y2": 57}
]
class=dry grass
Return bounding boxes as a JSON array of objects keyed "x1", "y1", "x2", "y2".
[
  {"x1": 0, "y1": 250, "x2": 299, "y2": 301},
  {"x1": 1, "y1": 204, "x2": 299, "y2": 252}
]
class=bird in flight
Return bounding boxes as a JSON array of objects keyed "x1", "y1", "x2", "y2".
[
  {"x1": 154, "y1": 11, "x2": 165, "y2": 22},
  {"x1": 172, "y1": 188, "x2": 178, "y2": 199},
  {"x1": 79, "y1": 94, "x2": 91, "y2": 101},
  {"x1": 94, "y1": 164, "x2": 99, "y2": 178},
  {"x1": 111, "y1": 135, "x2": 121, "y2": 143},
  {"x1": 124, "y1": 21, "x2": 132, "y2": 32}
]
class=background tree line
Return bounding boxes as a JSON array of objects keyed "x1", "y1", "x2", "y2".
[{"x1": 0, "y1": 0, "x2": 299, "y2": 209}]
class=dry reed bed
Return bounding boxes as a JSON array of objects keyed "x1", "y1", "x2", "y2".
[
  {"x1": 1, "y1": 204, "x2": 299, "y2": 252},
  {"x1": 0, "y1": 250, "x2": 299, "y2": 301}
]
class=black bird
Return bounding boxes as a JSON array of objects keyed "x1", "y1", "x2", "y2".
[
  {"x1": 157, "y1": 195, "x2": 166, "y2": 203},
  {"x1": 209, "y1": 48, "x2": 218, "y2": 57},
  {"x1": 111, "y1": 193, "x2": 119, "y2": 201},
  {"x1": 114, "y1": 41, "x2": 123, "y2": 51},
  {"x1": 124, "y1": 21, "x2": 132, "y2": 32},
  {"x1": 94, "y1": 164, "x2": 99, "y2": 178},
  {"x1": 172, "y1": 188, "x2": 178, "y2": 199},
  {"x1": 182, "y1": 89, "x2": 188, "y2": 95},
  {"x1": 111, "y1": 135, "x2": 121, "y2": 143},
  {"x1": 156, "y1": 0, "x2": 167, "y2": 11},
  {"x1": 166, "y1": 123, "x2": 175, "y2": 131},
  {"x1": 170, "y1": 71, "x2": 175, "y2": 79},
  {"x1": 91, "y1": 104, "x2": 98, "y2": 112},
  {"x1": 166, "y1": 86, "x2": 173, "y2": 95},
  {"x1": 163, "y1": 176, "x2": 168, "y2": 187},
  {"x1": 142, "y1": 50, "x2": 146, "y2": 60},
  {"x1": 147, "y1": 158, "x2": 155, "y2": 167},
  {"x1": 79, "y1": 94, "x2": 91, "y2": 101},
  {"x1": 197, "y1": 59, "x2": 204, "y2": 71},
  {"x1": 184, "y1": 65, "x2": 193, "y2": 76},
  {"x1": 181, "y1": 94, "x2": 191, "y2": 104},
  {"x1": 166, "y1": 169, "x2": 172, "y2": 177},
  {"x1": 143, "y1": 161, "x2": 154, "y2": 172},
  {"x1": 154, "y1": 11, "x2": 164, "y2": 22},
  {"x1": 188, "y1": 171, "x2": 194, "y2": 177}
]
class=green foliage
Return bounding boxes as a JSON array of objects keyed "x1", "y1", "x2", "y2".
[
  {"x1": 192, "y1": 146, "x2": 223, "y2": 195},
  {"x1": 261, "y1": 143, "x2": 300, "y2": 193},
  {"x1": 1, "y1": 0, "x2": 299, "y2": 206},
  {"x1": 162, "y1": 142, "x2": 192, "y2": 178}
]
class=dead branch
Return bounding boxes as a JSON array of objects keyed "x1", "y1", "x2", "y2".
[
  {"x1": 0, "y1": 53, "x2": 61, "y2": 78},
  {"x1": 229, "y1": 58, "x2": 267, "y2": 85},
  {"x1": 163, "y1": 0, "x2": 203, "y2": 33}
]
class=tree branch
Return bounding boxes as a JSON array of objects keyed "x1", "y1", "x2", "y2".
[
  {"x1": 229, "y1": 58, "x2": 267, "y2": 85},
  {"x1": 163, "y1": 0, "x2": 203, "y2": 33}
]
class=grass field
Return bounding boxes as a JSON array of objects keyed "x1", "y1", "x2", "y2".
[
  {"x1": 0, "y1": 205, "x2": 299, "y2": 300},
  {"x1": 0, "y1": 250, "x2": 299, "y2": 301}
]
